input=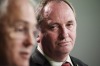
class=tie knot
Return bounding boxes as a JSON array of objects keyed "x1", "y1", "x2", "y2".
[{"x1": 61, "y1": 62, "x2": 71, "y2": 66}]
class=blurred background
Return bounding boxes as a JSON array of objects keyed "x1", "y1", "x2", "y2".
[{"x1": 33, "y1": 0, "x2": 100, "y2": 66}]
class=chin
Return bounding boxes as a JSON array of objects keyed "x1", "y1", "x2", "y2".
[
  {"x1": 60, "y1": 47, "x2": 73, "y2": 54},
  {"x1": 18, "y1": 62, "x2": 29, "y2": 66},
  {"x1": 15, "y1": 59, "x2": 29, "y2": 66}
]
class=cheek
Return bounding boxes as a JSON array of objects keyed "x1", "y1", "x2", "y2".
[
  {"x1": 40, "y1": 32, "x2": 57, "y2": 45},
  {"x1": 6, "y1": 33, "x2": 24, "y2": 52},
  {"x1": 6, "y1": 39, "x2": 22, "y2": 62},
  {"x1": 6, "y1": 39, "x2": 20, "y2": 53},
  {"x1": 46, "y1": 32, "x2": 58, "y2": 42},
  {"x1": 5, "y1": 39, "x2": 19, "y2": 61},
  {"x1": 9, "y1": 32, "x2": 26, "y2": 44},
  {"x1": 70, "y1": 32, "x2": 76, "y2": 42}
]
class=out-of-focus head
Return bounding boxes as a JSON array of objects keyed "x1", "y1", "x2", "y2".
[
  {"x1": 0, "y1": 0, "x2": 37, "y2": 66},
  {"x1": 36, "y1": 0, "x2": 77, "y2": 61}
]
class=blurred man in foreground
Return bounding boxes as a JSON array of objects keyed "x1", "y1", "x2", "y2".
[{"x1": 0, "y1": 0, "x2": 37, "y2": 66}]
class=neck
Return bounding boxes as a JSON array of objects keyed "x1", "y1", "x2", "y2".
[
  {"x1": 46, "y1": 51, "x2": 69, "y2": 62},
  {"x1": 38, "y1": 44, "x2": 69, "y2": 62}
]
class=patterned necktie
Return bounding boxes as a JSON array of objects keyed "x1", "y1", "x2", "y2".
[{"x1": 61, "y1": 62, "x2": 71, "y2": 66}]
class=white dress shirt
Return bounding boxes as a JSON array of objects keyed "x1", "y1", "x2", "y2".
[{"x1": 37, "y1": 46, "x2": 73, "y2": 66}]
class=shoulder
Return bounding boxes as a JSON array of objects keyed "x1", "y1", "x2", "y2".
[
  {"x1": 30, "y1": 49, "x2": 51, "y2": 66},
  {"x1": 70, "y1": 56, "x2": 88, "y2": 66}
]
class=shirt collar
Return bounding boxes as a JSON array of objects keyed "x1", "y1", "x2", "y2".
[{"x1": 37, "y1": 45, "x2": 73, "y2": 66}]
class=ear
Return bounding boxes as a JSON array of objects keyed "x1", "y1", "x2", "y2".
[{"x1": 36, "y1": 33, "x2": 40, "y2": 43}]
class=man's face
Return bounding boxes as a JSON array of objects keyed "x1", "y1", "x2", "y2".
[
  {"x1": 3, "y1": 1, "x2": 37, "y2": 66},
  {"x1": 39, "y1": 1, "x2": 76, "y2": 57}
]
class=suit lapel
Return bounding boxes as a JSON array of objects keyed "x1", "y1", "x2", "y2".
[
  {"x1": 30, "y1": 49, "x2": 51, "y2": 66},
  {"x1": 70, "y1": 56, "x2": 79, "y2": 66}
]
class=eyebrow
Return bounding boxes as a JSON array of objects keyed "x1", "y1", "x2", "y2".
[
  {"x1": 67, "y1": 20, "x2": 74, "y2": 23},
  {"x1": 9, "y1": 20, "x2": 29, "y2": 26},
  {"x1": 11, "y1": 20, "x2": 36, "y2": 29}
]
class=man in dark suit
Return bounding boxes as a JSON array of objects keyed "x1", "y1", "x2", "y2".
[{"x1": 30, "y1": 0, "x2": 88, "y2": 66}]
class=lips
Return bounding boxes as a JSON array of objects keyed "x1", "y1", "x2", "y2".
[
  {"x1": 57, "y1": 41, "x2": 70, "y2": 46},
  {"x1": 20, "y1": 51, "x2": 30, "y2": 60}
]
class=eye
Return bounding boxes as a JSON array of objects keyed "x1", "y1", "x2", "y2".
[
  {"x1": 66, "y1": 21, "x2": 74, "y2": 30},
  {"x1": 14, "y1": 26, "x2": 26, "y2": 32},
  {"x1": 66, "y1": 23, "x2": 73, "y2": 27},
  {"x1": 48, "y1": 24, "x2": 59, "y2": 31}
]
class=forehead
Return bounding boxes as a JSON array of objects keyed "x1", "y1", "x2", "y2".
[
  {"x1": 43, "y1": 1, "x2": 75, "y2": 22},
  {"x1": 6, "y1": 0, "x2": 36, "y2": 26}
]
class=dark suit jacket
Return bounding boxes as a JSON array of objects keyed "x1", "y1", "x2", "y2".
[{"x1": 30, "y1": 49, "x2": 88, "y2": 66}]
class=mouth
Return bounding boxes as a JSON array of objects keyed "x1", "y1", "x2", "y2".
[
  {"x1": 20, "y1": 51, "x2": 30, "y2": 60},
  {"x1": 57, "y1": 41, "x2": 70, "y2": 46}
]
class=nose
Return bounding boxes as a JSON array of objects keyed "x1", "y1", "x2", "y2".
[
  {"x1": 59, "y1": 26, "x2": 69, "y2": 39},
  {"x1": 24, "y1": 32, "x2": 35, "y2": 47}
]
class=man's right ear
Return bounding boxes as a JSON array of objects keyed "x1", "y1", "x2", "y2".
[{"x1": 36, "y1": 34, "x2": 40, "y2": 43}]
